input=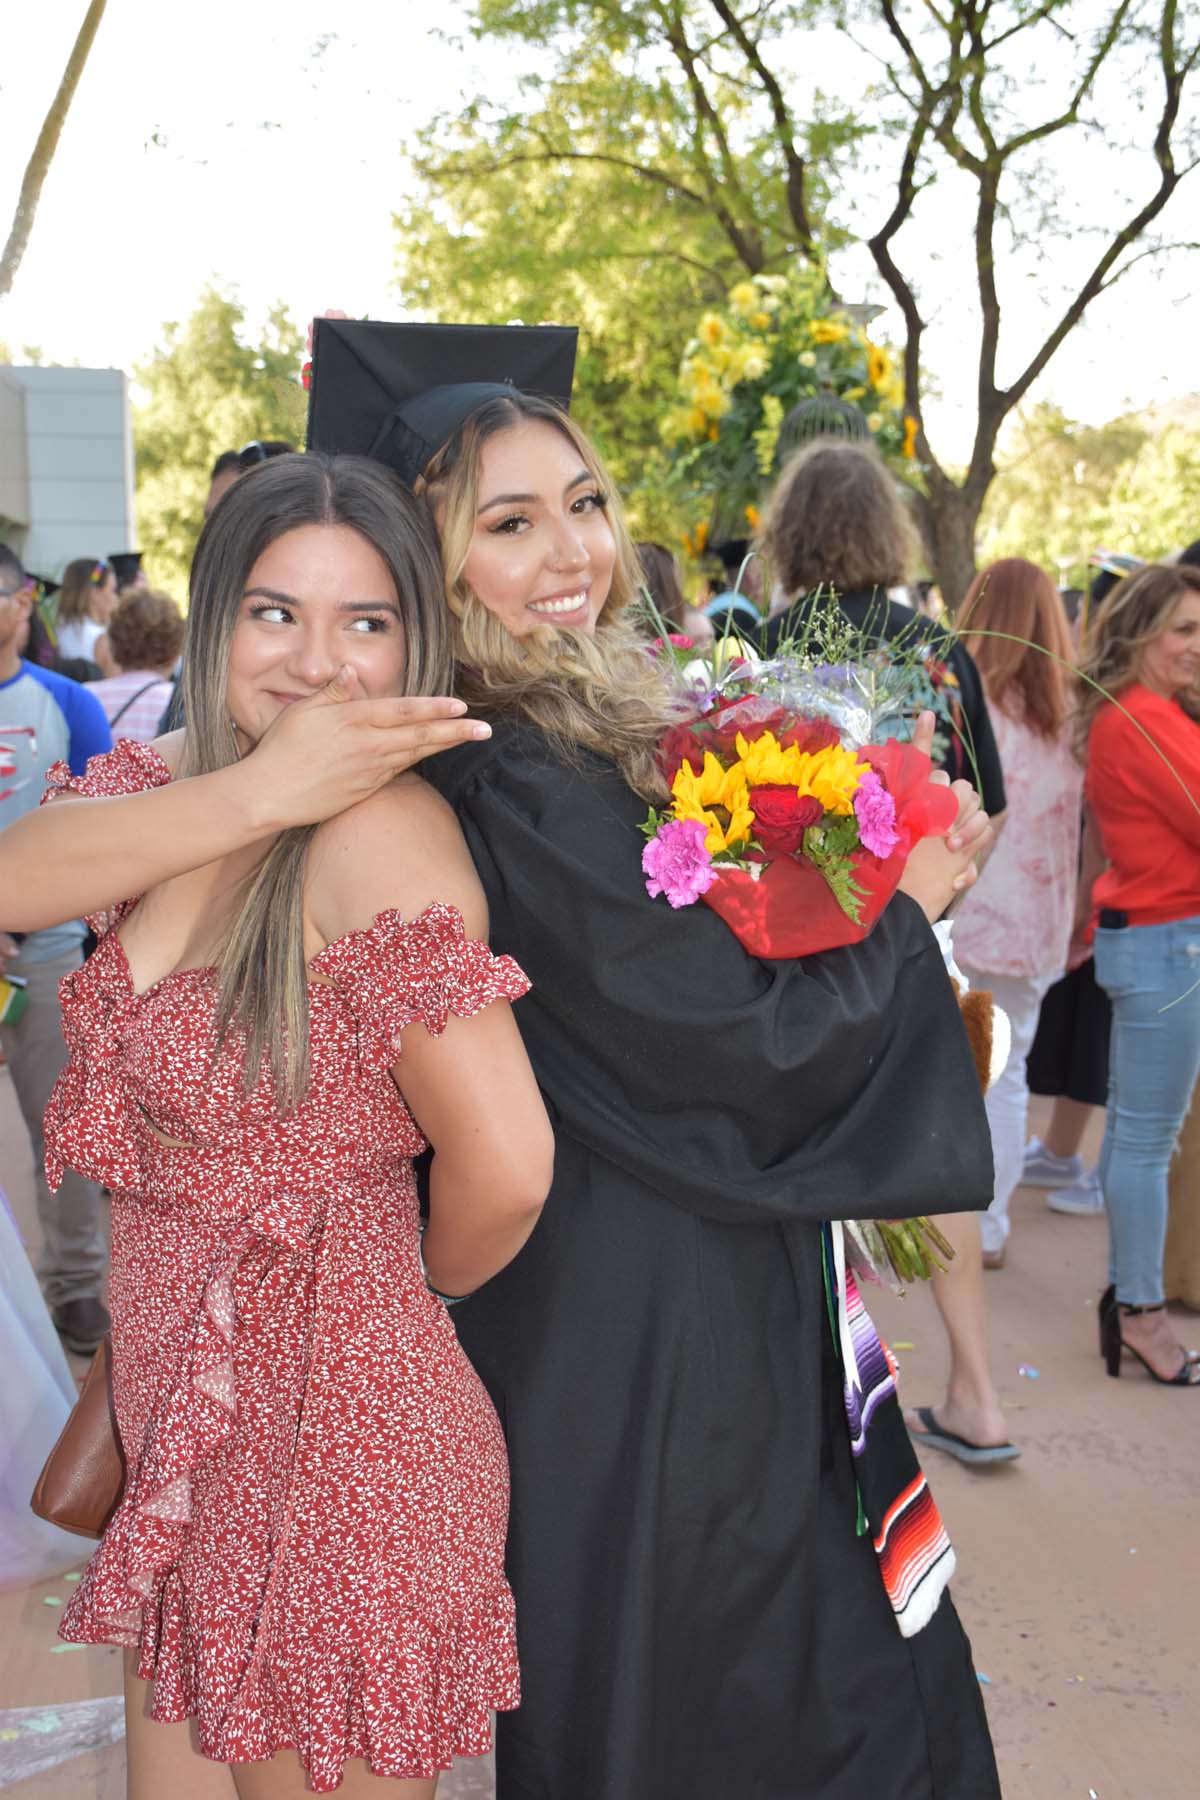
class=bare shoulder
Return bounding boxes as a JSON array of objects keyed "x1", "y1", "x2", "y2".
[
  {"x1": 150, "y1": 729, "x2": 186, "y2": 775},
  {"x1": 309, "y1": 774, "x2": 487, "y2": 943}
]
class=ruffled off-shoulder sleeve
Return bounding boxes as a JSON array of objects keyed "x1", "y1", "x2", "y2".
[
  {"x1": 41, "y1": 739, "x2": 174, "y2": 936},
  {"x1": 43, "y1": 737, "x2": 174, "y2": 805},
  {"x1": 311, "y1": 901, "x2": 531, "y2": 1072}
]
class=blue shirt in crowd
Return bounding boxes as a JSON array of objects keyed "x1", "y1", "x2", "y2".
[{"x1": 0, "y1": 660, "x2": 112, "y2": 961}]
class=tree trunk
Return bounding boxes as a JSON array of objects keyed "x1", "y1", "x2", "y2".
[
  {"x1": 0, "y1": 0, "x2": 109, "y2": 301},
  {"x1": 914, "y1": 482, "x2": 984, "y2": 614}
]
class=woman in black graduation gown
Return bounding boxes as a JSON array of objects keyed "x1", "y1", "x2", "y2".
[{"x1": 307, "y1": 321, "x2": 1001, "y2": 1799}]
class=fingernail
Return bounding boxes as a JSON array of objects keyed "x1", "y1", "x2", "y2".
[
  {"x1": 448, "y1": 699, "x2": 467, "y2": 714},
  {"x1": 471, "y1": 722, "x2": 492, "y2": 739},
  {"x1": 948, "y1": 835, "x2": 962, "y2": 851}
]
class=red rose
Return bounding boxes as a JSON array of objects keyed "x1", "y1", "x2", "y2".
[
  {"x1": 749, "y1": 786, "x2": 823, "y2": 854},
  {"x1": 777, "y1": 714, "x2": 841, "y2": 754},
  {"x1": 657, "y1": 722, "x2": 712, "y2": 783}
]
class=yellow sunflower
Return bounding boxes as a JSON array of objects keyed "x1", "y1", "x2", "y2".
[
  {"x1": 866, "y1": 340, "x2": 892, "y2": 388},
  {"x1": 671, "y1": 753, "x2": 755, "y2": 855},
  {"x1": 733, "y1": 730, "x2": 803, "y2": 788},
  {"x1": 794, "y1": 744, "x2": 870, "y2": 816}
]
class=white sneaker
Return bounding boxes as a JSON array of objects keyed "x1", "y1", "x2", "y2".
[
  {"x1": 1046, "y1": 1167, "x2": 1105, "y2": 1216},
  {"x1": 1021, "y1": 1138, "x2": 1084, "y2": 1189}
]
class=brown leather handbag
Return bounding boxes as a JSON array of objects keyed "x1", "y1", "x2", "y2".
[{"x1": 30, "y1": 1337, "x2": 125, "y2": 1539}]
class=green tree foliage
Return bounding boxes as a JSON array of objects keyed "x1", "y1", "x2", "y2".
[
  {"x1": 396, "y1": 0, "x2": 859, "y2": 545},
  {"x1": 401, "y1": 0, "x2": 1199, "y2": 603},
  {"x1": 134, "y1": 288, "x2": 306, "y2": 598},
  {"x1": 981, "y1": 400, "x2": 1200, "y2": 584}
]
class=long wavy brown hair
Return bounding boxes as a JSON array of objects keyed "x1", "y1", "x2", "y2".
[
  {"x1": 419, "y1": 392, "x2": 677, "y2": 801},
  {"x1": 760, "y1": 440, "x2": 921, "y2": 598},
  {"x1": 1075, "y1": 563, "x2": 1200, "y2": 752},
  {"x1": 182, "y1": 452, "x2": 452, "y2": 1108},
  {"x1": 960, "y1": 558, "x2": 1075, "y2": 740}
]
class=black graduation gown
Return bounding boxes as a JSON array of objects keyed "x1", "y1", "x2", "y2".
[{"x1": 423, "y1": 722, "x2": 1000, "y2": 1800}]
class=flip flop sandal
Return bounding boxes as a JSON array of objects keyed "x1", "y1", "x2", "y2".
[{"x1": 909, "y1": 1405, "x2": 1021, "y2": 1467}]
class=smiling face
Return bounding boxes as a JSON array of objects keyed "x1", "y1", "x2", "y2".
[
  {"x1": 458, "y1": 418, "x2": 617, "y2": 637},
  {"x1": 1138, "y1": 591, "x2": 1200, "y2": 699},
  {"x1": 226, "y1": 522, "x2": 407, "y2": 748}
]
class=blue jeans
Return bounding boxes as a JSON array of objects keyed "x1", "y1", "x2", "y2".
[{"x1": 1094, "y1": 918, "x2": 1200, "y2": 1305}]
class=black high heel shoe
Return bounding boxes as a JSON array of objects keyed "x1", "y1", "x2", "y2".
[
  {"x1": 1100, "y1": 1300, "x2": 1200, "y2": 1384},
  {"x1": 1098, "y1": 1285, "x2": 1200, "y2": 1365}
]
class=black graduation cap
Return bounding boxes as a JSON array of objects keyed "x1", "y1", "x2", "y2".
[
  {"x1": 306, "y1": 319, "x2": 578, "y2": 487},
  {"x1": 108, "y1": 552, "x2": 144, "y2": 588}
]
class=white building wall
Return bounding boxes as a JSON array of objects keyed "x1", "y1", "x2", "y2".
[
  {"x1": 0, "y1": 366, "x2": 134, "y2": 577},
  {"x1": 0, "y1": 369, "x2": 31, "y2": 543}
]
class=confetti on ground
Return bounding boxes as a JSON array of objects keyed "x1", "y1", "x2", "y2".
[
  {"x1": 63, "y1": 1572, "x2": 81, "y2": 1582},
  {"x1": 48, "y1": 1644, "x2": 84, "y2": 1655},
  {"x1": 892, "y1": 1340, "x2": 916, "y2": 1351},
  {"x1": 1066, "y1": 1674, "x2": 1086, "y2": 1684},
  {"x1": 42, "y1": 1595, "x2": 63, "y2": 1607},
  {"x1": 1129, "y1": 1547, "x2": 1138, "y2": 1554},
  {"x1": 1018, "y1": 1363, "x2": 1040, "y2": 1379},
  {"x1": 977, "y1": 1672, "x2": 991, "y2": 1685}
]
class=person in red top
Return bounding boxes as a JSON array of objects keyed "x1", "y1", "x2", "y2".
[{"x1": 1080, "y1": 563, "x2": 1200, "y2": 1386}]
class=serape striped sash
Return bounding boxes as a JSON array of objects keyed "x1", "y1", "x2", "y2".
[{"x1": 825, "y1": 1222, "x2": 955, "y2": 1638}]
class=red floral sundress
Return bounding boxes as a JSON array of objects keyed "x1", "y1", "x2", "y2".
[{"x1": 42, "y1": 741, "x2": 530, "y2": 1791}]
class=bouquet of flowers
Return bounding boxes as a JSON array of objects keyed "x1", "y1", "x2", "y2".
[
  {"x1": 638, "y1": 627, "x2": 967, "y2": 1290},
  {"x1": 641, "y1": 655, "x2": 959, "y2": 960}
]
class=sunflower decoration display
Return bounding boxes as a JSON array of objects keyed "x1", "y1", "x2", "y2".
[{"x1": 661, "y1": 267, "x2": 915, "y2": 542}]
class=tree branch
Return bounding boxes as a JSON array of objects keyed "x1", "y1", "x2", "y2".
[
  {"x1": 427, "y1": 145, "x2": 711, "y2": 209},
  {"x1": 1002, "y1": 0, "x2": 1193, "y2": 412},
  {"x1": 652, "y1": 0, "x2": 766, "y2": 270},
  {"x1": 0, "y1": 0, "x2": 109, "y2": 300},
  {"x1": 704, "y1": 0, "x2": 815, "y2": 248}
]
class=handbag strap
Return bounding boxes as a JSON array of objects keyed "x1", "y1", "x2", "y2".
[{"x1": 108, "y1": 680, "x2": 162, "y2": 729}]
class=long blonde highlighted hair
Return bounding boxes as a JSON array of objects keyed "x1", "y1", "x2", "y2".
[
  {"x1": 1076, "y1": 563, "x2": 1200, "y2": 753},
  {"x1": 418, "y1": 393, "x2": 676, "y2": 802}
]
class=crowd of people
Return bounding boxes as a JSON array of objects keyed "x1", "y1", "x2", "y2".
[{"x1": 0, "y1": 329, "x2": 1198, "y2": 1797}]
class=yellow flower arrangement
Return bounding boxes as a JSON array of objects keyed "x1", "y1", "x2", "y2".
[
  {"x1": 664, "y1": 275, "x2": 907, "y2": 524},
  {"x1": 671, "y1": 753, "x2": 755, "y2": 855}
]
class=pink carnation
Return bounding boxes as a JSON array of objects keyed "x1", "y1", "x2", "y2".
[
  {"x1": 853, "y1": 770, "x2": 900, "y2": 859},
  {"x1": 642, "y1": 817, "x2": 717, "y2": 908}
]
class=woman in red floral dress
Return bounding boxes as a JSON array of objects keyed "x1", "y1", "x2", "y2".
[{"x1": 5, "y1": 454, "x2": 553, "y2": 1797}]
